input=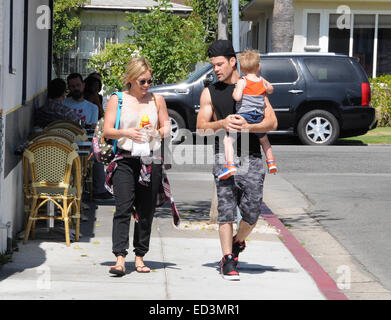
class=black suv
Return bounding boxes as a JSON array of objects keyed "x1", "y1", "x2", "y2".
[{"x1": 149, "y1": 53, "x2": 377, "y2": 145}]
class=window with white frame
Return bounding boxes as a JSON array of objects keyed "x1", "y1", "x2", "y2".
[
  {"x1": 59, "y1": 25, "x2": 117, "y2": 79},
  {"x1": 328, "y1": 13, "x2": 350, "y2": 56},
  {"x1": 353, "y1": 14, "x2": 376, "y2": 76},
  {"x1": 8, "y1": 0, "x2": 16, "y2": 74},
  {"x1": 251, "y1": 22, "x2": 259, "y2": 50},
  {"x1": 377, "y1": 15, "x2": 391, "y2": 76},
  {"x1": 328, "y1": 11, "x2": 391, "y2": 77},
  {"x1": 307, "y1": 13, "x2": 320, "y2": 46}
]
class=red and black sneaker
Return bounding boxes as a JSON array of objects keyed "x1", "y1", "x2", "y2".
[
  {"x1": 220, "y1": 254, "x2": 240, "y2": 281},
  {"x1": 232, "y1": 237, "x2": 246, "y2": 259}
]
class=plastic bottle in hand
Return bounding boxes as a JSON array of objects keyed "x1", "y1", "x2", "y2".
[
  {"x1": 140, "y1": 114, "x2": 151, "y2": 129},
  {"x1": 139, "y1": 114, "x2": 153, "y2": 142},
  {"x1": 131, "y1": 114, "x2": 151, "y2": 156}
]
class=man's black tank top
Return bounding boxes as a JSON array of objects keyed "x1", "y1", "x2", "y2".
[{"x1": 208, "y1": 82, "x2": 262, "y2": 157}]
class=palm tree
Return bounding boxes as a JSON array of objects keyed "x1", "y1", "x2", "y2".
[
  {"x1": 218, "y1": 0, "x2": 229, "y2": 40},
  {"x1": 271, "y1": 0, "x2": 294, "y2": 52}
]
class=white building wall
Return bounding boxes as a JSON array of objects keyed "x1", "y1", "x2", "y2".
[
  {"x1": 0, "y1": 0, "x2": 3, "y2": 67},
  {"x1": 1, "y1": 0, "x2": 25, "y2": 254},
  {"x1": 294, "y1": 0, "x2": 391, "y2": 52},
  {"x1": 257, "y1": 13, "x2": 267, "y2": 53},
  {"x1": 0, "y1": 0, "x2": 4, "y2": 254},
  {"x1": 242, "y1": 0, "x2": 391, "y2": 55},
  {"x1": 27, "y1": 0, "x2": 50, "y2": 100},
  {"x1": 0, "y1": 0, "x2": 50, "y2": 253},
  {"x1": 240, "y1": 21, "x2": 252, "y2": 51},
  {"x1": 3, "y1": 0, "x2": 25, "y2": 114},
  {"x1": 292, "y1": 8, "x2": 306, "y2": 52}
]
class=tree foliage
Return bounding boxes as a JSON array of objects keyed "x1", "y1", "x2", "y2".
[
  {"x1": 186, "y1": 0, "x2": 218, "y2": 43},
  {"x1": 186, "y1": 0, "x2": 250, "y2": 44},
  {"x1": 87, "y1": 42, "x2": 139, "y2": 93},
  {"x1": 370, "y1": 75, "x2": 391, "y2": 127},
  {"x1": 124, "y1": 0, "x2": 208, "y2": 85},
  {"x1": 53, "y1": 0, "x2": 90, "y2": 74}
]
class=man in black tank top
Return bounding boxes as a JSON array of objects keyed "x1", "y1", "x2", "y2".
[
  {"x1": 208, "y1": 81, "x2": 263, "y2": 157},
  {"x1": 196, "y1": 40, "x2": 278, "y2": 281}
]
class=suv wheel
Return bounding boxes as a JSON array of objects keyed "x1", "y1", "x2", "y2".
[
  {"x1": 168, "y1": 109, "x2": 186, "y2": 143},
  {"x1": 297, "y1": 110, "x2": 340, "y2": 145}
]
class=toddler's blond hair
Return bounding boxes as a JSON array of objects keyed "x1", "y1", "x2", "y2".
[{"x1": 238, "y1": 49, "x2": 260, "y2": 73}]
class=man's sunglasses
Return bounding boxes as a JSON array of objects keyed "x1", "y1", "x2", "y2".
[{"x1": 137, "y1": 78, "x2": 154, "y2": 85}]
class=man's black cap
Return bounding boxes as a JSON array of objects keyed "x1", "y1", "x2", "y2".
[{"x1": 207, "y1": 40, "x2": 236, "y2": 58}]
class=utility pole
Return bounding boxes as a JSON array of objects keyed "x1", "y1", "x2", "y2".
[{"x1": 232, "y1": 0, "x2": 240, "y2": 53}]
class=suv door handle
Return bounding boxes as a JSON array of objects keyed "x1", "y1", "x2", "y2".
[
  {"x1": 288, "y1": 89, "x2": 304, "y2": 94},
  {"x1": 175, "y1": 88, "x2": 190, "y2": 94}
]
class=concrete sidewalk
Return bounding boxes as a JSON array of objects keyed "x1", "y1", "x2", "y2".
[{"x1": 0, "y1": 171, "x2": 345, "y2": 300}]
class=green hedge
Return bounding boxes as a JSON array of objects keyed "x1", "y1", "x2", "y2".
[{"x1": 370, "y1": 74, "x2": 391, "y2": 127}]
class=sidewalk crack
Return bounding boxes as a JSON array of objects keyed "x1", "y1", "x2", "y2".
[{"x1": 156, "y1": 221, "x2": 170, "y2": 299}]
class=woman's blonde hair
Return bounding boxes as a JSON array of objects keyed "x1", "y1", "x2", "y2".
[
  {"x1": 122, "y1": 57, "x2": 152, "y2": 90},
  {"x1": 238, "y1": 49, "x2": 260, "y2": 73}
]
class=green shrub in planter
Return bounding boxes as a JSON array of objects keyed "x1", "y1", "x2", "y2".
[{"x1": 370, "y1": 75, "x2": 391, "y2": 127}]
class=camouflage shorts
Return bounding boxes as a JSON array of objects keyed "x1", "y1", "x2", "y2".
[{"x1": 213, "y1": 153, "x2": 265, "y2": 226}]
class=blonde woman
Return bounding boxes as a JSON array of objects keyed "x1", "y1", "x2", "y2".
[{"x1": 103, "y1": 57, "x2": 171, "y2": 276}]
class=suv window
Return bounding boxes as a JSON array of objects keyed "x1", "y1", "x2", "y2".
[
  {"x1": 185, "y1": 64, "x2": 213, "y2": 83},
  {"x1": 304, "y1": 58, "x2": 357, "y2": 82},
  {"x1": 260, "y1": 58, "x2": 298, "y2": 83}
]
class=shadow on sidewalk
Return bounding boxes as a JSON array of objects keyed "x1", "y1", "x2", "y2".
[
  {"x1": 0, "y1": 244, "x2": 46, "y2": 281},
  {"x1": 202, "y1": 261, "x2": 296, "y2": 274},
  {"x1": 279, "y1": 209, "x2": 343, "y2": 229},
  {"x1": 155, "y1": 201, "x2": 212, "y2": 222},
  {"x1": 100, "y1": 260, "x2": 179, "y2": 275},
  {"x1": 0, "y1": 202, "x2": 99, "y2": 281}
]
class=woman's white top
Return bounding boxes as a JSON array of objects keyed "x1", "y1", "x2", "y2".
[{"x1": 117, "y1": 94, "x2": 161, "y2": 152}]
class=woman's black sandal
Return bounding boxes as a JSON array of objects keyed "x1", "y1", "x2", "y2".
[{"x1": 109, "y1": 265, "x2": 126, "y2": 276}]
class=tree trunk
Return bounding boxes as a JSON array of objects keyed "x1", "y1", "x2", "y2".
[
  {"x1": 271, "y1": 0, "x2": 294, "y2": 52},
  {"x1": 52, "y1": 55, "x2": 62, "y2": 79},
  {"x1": 217, "y1": 0, "x2": 229, "y2": 40}
]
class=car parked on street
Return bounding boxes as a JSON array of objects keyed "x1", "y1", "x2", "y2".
[{"x1": 149, "y1": 53, "x2": 377, "y2": 145}]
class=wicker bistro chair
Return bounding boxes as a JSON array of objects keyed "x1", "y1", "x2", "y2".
[
  {"x1": 46, "y1": 119, "x2": 85, "y2": 131},
  {"x1": 45, "y1": 127, "x2": 93, "y2": 203},
  {"x1": 46, "y1": 124, "x2": 93, "y2": 201},
  {"x1": 29, "y1": 133, "x2": 79, "y2": 151},
  {"x1": 23, "y1": 134, "x2": 79, "y2": 227},
  {"x1": 46, "y1": 120, "x2": 88, "y2": 138},
  {"x1": 44, "y1": 126, "x2": 88, "y2": 143},
  {"x1": 22, "y1": 140, "x2": 82, "y2": 246}
]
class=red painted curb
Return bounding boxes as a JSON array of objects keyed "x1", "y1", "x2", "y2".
[{"x1": 261, "y1": 203, "x2": 348, "y2": 300}]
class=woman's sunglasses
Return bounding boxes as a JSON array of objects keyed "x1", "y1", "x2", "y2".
[{"x1": 137, "y1": 78, "x2": 154, "y2": 85}]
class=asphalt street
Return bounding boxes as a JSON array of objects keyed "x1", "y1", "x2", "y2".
[{"x1": 271, "y1": 144, "x2": 391, "y2": 292}]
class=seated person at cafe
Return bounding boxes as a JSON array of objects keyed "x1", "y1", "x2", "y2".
[
  {"x1": 84, "y1": 75, "x2": 104, "y2": 119},
  {"x1": 63, "y1": 73, "x2": 111, "y2": 201},
  {"x1": 63, "y1": 73, "x2": 99, "y2": 128},
  {"x1": 34, "y1": 78, "x2": 81, "y2": 128}
]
